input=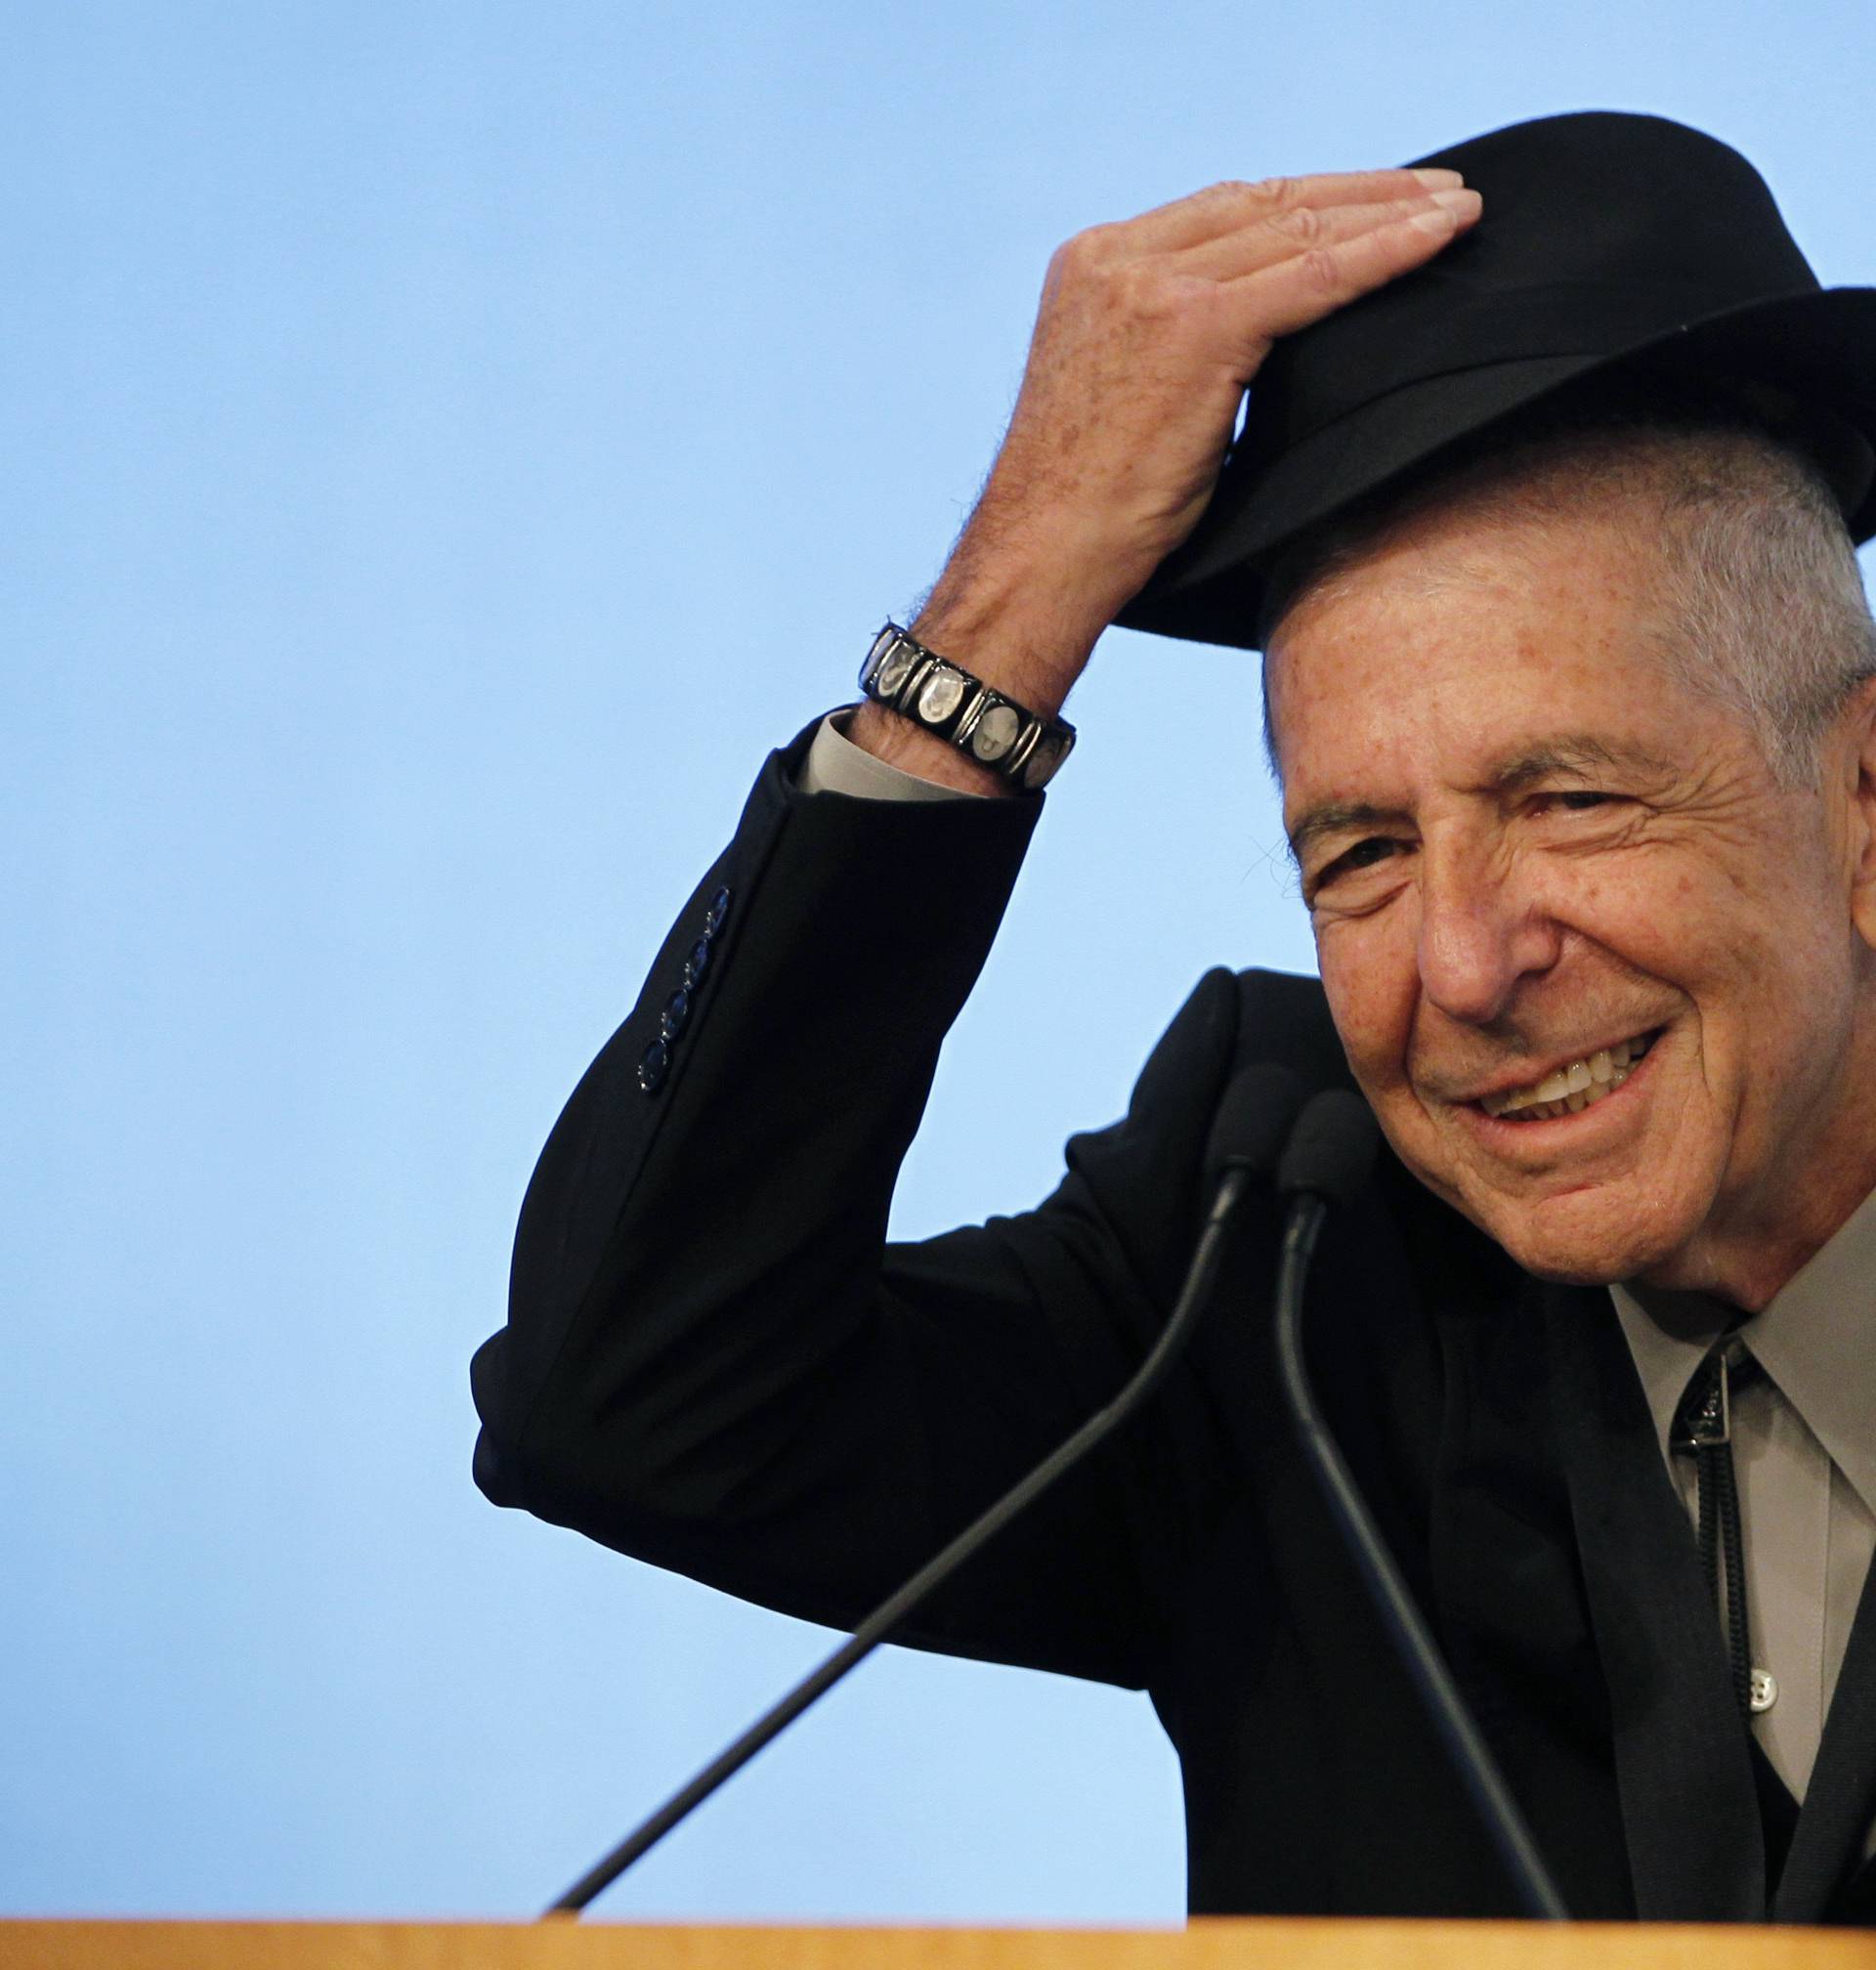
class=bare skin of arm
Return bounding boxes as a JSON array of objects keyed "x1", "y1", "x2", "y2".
[{"x1": 850, "y1": 169, "x2": 1483, "y2": 794}]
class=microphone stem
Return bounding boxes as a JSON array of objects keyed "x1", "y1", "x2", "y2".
[
  {"x1": 1274, "y1": 1195, "x2": 1569, "y2": 1921},
  {"x1": 544, "y1": 1166, "x2": 1254, "y2": 1917}
]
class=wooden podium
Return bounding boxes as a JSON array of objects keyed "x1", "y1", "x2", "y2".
[{"x1": 8, "y1": 1920, "x2": 1876, "y2": 1968}]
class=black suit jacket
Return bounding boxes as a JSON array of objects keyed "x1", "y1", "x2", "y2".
[{"x1": 470, "y1": 716, "x2": 1876, "y2": 1923}]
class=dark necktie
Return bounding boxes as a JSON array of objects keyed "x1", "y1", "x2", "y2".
[{"x1": 1671, "y1": 1342, "x2": 1767, "y2": 1721}]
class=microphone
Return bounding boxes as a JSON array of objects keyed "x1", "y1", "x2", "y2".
[
  {"x1": 541, "y1": 1062, "x2": 1306, "y2": 1916},
  {"x1": 1271, "y1": 1089, "x2": 1569, "y2": 1921}
]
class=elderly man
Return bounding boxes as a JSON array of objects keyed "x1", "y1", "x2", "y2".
[{"x1": 470, "y1": 111, "x2": 1876, "y2": 1922}]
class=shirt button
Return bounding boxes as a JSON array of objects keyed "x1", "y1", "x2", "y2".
[
  {"x1": 1750, "y1": 1668, "x2": 1777, "y2": 1714},
  {"x1": 637, "y1": 1039, "x2": 670, "y2": 1094}
]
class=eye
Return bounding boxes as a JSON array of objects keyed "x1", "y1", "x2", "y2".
[
  {"x1": 1311, "y1": 835, "x2": 1405, "y2": 895},
  {"x1": 1339, "y1": 836, "x2": 1402, "y2": 869},
  {"x1": 1520, "y1": 784, "x2": 1623, "y2": 823},
  {"x1": 1528, "y1": 788, "x2": 1623, "y2": 818}
]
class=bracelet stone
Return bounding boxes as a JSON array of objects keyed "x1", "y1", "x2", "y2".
[{"x1": 857, "y1": 621, "x2": 1077, "y2": 791}]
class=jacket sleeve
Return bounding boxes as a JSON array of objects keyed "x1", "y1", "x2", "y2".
[{"x1": 469, "y1": 712, "x2": 1253, "y2": 1692}]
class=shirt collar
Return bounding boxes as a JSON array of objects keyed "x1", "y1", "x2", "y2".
[{"x1": 1608, "y1": 1179, "x2": 1876, "y2": 1520}]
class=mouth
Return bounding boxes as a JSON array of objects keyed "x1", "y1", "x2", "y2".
[{"x1": 1471, "y1": 1028, "x2": 1662, "y2": 1123}]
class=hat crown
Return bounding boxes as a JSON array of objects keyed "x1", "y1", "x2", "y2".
[
  {"x1": 1412, "y1": 110, "x2": 1813, "y2": 301},
  {"x1": 1116, "y1": 108, "x2": 1876, "y2": 648},
  {"x1": 1256, "y1": 110, "x2": 1819, "y2": 456}
]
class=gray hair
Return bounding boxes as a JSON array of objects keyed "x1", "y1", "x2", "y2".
[{"x1": 1258, "y1": 371, "x2": 1876, "y2": 789}]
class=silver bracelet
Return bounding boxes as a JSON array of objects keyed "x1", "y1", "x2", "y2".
[{"x1": 857, "y1": 622, "x2": 1077, "y2": 791}]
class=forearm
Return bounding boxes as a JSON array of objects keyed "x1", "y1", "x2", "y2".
[
  {"x1": 471, "y1": 714, "x2": 1047, "y2": 1595},
  {"x1": 471, "y1": 712, "x2": 1257, "y2": 1685}
]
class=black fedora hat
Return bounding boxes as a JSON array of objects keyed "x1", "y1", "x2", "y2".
[{"x1": 1113, "y1": 109, "x2": 1876, "y2": 651}]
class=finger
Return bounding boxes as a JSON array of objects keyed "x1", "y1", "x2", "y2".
[
  {"x1": 1224, "y1": 197, "x2": 1483, "y2": 345},
  {"x1": 1122, "y1": 168, "x2": 1467, "y2": 254},
  {"x1": 1170, "y1": 189, "x2": 1479, "y2": 283}
]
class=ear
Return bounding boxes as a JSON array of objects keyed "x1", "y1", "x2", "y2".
[{"x1": 1844, "y1": 678, "x2": 1876, "y2": 955}]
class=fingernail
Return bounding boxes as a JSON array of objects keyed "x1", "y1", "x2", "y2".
[
  {"x1": 1409, "y1": 206, "x2": 1459, "y2": 235},
  {"x1": 1431, "y1": 187, "x2": 1481, "y2": 212},
  {"x1": 1412, "y1": 167, "x2": 1465, "y2": 188}
]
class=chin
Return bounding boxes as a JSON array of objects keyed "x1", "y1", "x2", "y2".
[{"x1": 1466, "y1": 1180, "x2": 1705, "y2": 1289}]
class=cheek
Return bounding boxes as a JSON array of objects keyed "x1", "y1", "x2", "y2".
[
  {"x1": 1615, "y1": 847, "x2": 1842, "y2": 1032},
  {"x1": 1561, "y1": 845, "x2": 1853, "y2": 1125},
  {"x1": 1317, "y1": 918, "x2": 1419, "y2": 1092},
  {"x1": 1725, "y1": 918, "x2": 1857, "y2": 1120}
]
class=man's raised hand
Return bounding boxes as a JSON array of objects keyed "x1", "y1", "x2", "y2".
[{"x1": 852, "y1": 168, "x2": 1480, "y2": 792}]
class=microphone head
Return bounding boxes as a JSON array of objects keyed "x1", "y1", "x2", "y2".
[
  {"x1": 1277, "y1": 1088, "x2": 1381, "y2": 1209},
  {"x1": 1204, "y1": 1063, "x2": 1308, "y2": 1188}
]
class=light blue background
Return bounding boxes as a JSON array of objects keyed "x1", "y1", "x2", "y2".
[{"x1": 7, "y1": 0, "x2": 1874, "y2": 1928}]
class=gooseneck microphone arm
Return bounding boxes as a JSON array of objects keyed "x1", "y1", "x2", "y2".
[
  {"x1": 543, "y1": 1064, "x2": 1309, "y2": 1917},
  {"x1": 1272, "y1": 1091, "x2": 1569, "y2": 1922}
]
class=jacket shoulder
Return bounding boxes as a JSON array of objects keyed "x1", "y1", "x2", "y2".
[{"x1": 1227, "y1": 964, "x2": 1358, "y2": 1095}]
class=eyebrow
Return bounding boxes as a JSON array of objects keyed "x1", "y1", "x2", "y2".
[{"x1": 1284, "y1": 733, "x2": 1677, "y2": 866}]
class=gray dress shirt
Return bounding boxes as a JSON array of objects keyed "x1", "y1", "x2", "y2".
[
  {"x1": 1612, "y1": 1208, "x2": 1876, "y2": 1817},
  {"x1": 798, "y1": 703, "x2": 1876, "y2": 1825}
]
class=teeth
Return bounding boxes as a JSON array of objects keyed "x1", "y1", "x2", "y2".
[{"x1": 1482, "y1": 1033, "x2": 1651, "y2": 1120}]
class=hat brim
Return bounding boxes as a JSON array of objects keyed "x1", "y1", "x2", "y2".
[{"x1": 1113, "y1": 285, "x2": 1876, "y2": 651}]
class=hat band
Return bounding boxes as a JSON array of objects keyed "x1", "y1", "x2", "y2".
[{"x1": 1265, "y1": 277, "x2": 1823, "y2": 454}]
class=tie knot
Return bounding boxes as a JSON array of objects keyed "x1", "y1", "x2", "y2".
[{"x1": 1671, "y1": 1343, "x2": 1763, "y2": 1453}]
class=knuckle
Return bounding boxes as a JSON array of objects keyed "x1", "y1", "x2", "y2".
[
  {"x1": 1298, "y1": 246, "x2": 1343, "y2": 294},
  {"x1": 1266, "y1": 203, "x2": 1324, "y2": 245},
  {"x1": 1249, "y1": 173, "x2": 1297, "y2": 209},
  {"x1": 1054, "y1": 223, "x2": 1112, "y2": 273}
]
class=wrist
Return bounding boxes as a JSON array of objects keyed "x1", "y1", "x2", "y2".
[
  {"x1": 844, "y1": 703, "x2": 1015, "y2": 796},
  {"x1": 853, "y1": 622, "x2": 1077, "y2": 794},
  {"x1": 911, "y1": 542, "x2": 1113, "y2": 721}
]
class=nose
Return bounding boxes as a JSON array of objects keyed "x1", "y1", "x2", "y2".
[{"x1": 1415, "y1": 838, "x2": 1562, "y2": 1027}]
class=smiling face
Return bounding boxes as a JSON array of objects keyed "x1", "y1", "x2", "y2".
[{"x1": 1267, "y1": 500, "x2": 1876, "y2": 1309}]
